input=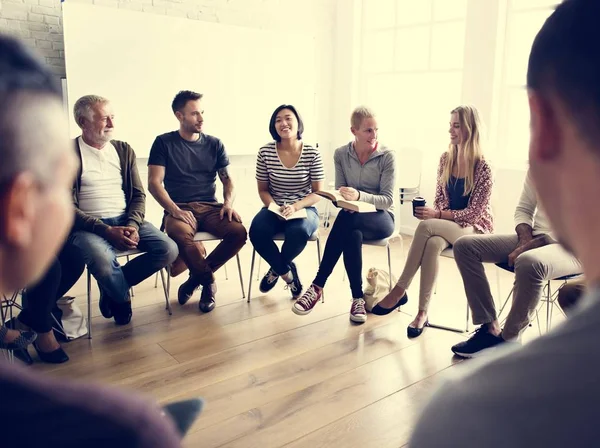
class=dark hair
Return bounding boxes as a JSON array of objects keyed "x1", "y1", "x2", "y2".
[
  {"x1": 0, "y1": 34, "x2": 62, "y2": 186},
  {"x1": 0, "y1": 35, "x2": 60, "y2": 98},
  {"x1": 171, "y1": 90, "x2": 203, "y2": 113},
  {"x1": 268, "y1": 104, "x2": 304, "y2": 142},
  {"x1": 527, "y1": 0, "x2": 600, "y2": 143}
]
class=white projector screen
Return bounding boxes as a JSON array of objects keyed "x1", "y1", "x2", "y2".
[{"x1": 62, "y1": 2, "x2": 317, "y2": 157}]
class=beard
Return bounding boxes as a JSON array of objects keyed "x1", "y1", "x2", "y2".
[{"x1": 183, "y1": 120, "x2": 202, "y2": 134}]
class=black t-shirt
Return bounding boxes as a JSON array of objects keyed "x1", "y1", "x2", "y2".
[
  {"x1": 448, "y1": 176, "x2": 470, "y2": 211},
  {"x1": 148, "y1": 131, "x2": 229, "y2": 204}
]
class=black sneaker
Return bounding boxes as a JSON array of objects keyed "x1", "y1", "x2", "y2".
[
  {"x1": 451, "y1": 325, "x2": 505, "y2": 358},
  {"x1": 98, "y1": 285, "x2": 113, "y2": 319},
  {"x1": 287, "y1": 262, "x2": 302, "y2": 299},
  {"x1": 259, "y1": 267, "x2": 279, "y2": 293},
  {"x1": 112, "y1": 296, "x2": 132, "y2": 326}
]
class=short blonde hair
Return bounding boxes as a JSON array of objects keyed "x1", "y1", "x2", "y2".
[{"x1": 351, "y1": 106, "x2": 376, "y2": 130}]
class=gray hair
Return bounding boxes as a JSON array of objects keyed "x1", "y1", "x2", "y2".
[{"x1": 73, "y1": 94, "x2": 109, "y2": 127}]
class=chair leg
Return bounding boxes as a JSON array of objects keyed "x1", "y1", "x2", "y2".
[
  {"x1": 466, "y1": 303, "x2": 470, "y2": 332},
  {"x1": 257, "y1": 257, "x2": 262, "y2": 281},
  {"x1": 236, "y1": 254, "x2": 245, "y2": 299},
  {"x1": 224, "y1": 262, "x2": 229, "y2": 280},
  {"x1": 154, "y1": 272, "x2": 159, "y2": 288},
  {"x1": 159, "y1": 268, "x2": 172, "y2": 316},
  {"x1": 317, "y1": 238, "x2": 324, "y2": 303},
  {"x1": 126, "y1": 255, "x2": 134, "y2": 297},
  {"x1": 86, "y1": 269, "x2": 92, "y2": 340},
  {"x1": 248, "y1": 250, "x2": 256, "y2": 303},
  {"x1": 387, "y1": 244, "x2": 392, "y2": 292},
  {"x1": 546, "y1": 280, "x2": 551, "y2": 333}
]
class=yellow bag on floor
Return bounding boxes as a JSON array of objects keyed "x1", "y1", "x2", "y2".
[{"x1": 363, "y1": 268, "x2": 397, "y2": 312}]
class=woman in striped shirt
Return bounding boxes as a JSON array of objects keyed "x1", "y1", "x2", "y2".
[{"x1": 248, "y1": 104, "x2": 325, "y2": 298}]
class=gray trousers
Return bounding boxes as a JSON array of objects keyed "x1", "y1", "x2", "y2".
[{"x1": 453, "y1": 234, "x2": 581, "y2": 340}]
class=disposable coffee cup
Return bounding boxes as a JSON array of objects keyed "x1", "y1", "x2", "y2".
[{"x1": 412, "y1": 197, "x2": 426, "y2": 217}]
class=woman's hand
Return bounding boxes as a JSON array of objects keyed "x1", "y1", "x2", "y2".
[
  {"x1": 339, "y1": 187, "x2": 359, "y2": 201},
  {"x1": 281, "y1": 203, "x2": 298, "y2": 218},
  {"x1": 415, "y1": 206, "x2": 439, "y2": 220}
]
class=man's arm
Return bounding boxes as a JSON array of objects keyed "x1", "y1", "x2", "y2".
[
  {"x1": 147, "y1": 165, "x2": 196, "y2": 229},
  {"x1": 217, "y1": 166, "x2": 241, "y2": 222},
  {"x1": 218, "y1": 166, "x2": 235, "y2": 206}
]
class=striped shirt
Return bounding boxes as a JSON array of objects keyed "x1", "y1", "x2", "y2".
[{"x1": 256, "y1": 142, "x2": 325, "y2": 206}]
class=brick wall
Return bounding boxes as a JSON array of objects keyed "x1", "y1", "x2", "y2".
[{"x1": 0, "y1": 0, "x2": 336, "y2": 78}]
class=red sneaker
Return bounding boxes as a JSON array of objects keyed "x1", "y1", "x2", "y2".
[
  {"x1": 292, "y1": 284, "x2": 322, "y2": 315},
  {"x1": 349, "y1": 298, "x2": 367, "y2": 324}
]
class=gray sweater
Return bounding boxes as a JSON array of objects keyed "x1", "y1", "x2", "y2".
[
  {"x1": 409, "y1": 287, "x2": 600, "y2": 448},
  {"x1": 334, "y1": 143, "x2": 396, "y2": 214}
]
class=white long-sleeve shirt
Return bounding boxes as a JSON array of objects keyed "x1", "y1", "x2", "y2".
[{"x1": 513, "y1": 170, "x2": 553, "y2": 237}]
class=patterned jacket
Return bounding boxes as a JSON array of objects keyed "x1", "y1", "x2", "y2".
[{"x1": 433, "y1": 152, "x2": 494, "y2": 234}]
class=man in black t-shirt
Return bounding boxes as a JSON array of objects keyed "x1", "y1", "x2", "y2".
[{"x1": 148, "y1": 90, "x2": 247, "y2": 312}]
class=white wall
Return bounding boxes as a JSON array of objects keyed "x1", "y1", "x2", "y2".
[{"x1": 350, "y1": 0, "x2": 537, "y2": 235}]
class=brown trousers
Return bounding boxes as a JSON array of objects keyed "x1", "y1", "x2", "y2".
[{"x1": 165, "y1": 202, "x2": 247, "y2": 286}]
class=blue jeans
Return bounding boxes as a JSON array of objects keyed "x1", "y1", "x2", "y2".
[
  {"x1": 314, "y1": 210, "x2": 394, "y2": 298},
  {"x1": 69, "y1": 215, "x2": 179, "y2": 302},
  {"x1": 249, "y1": 207, "x2": 320, "y2": 275}
]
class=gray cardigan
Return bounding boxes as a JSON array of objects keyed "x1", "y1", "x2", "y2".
[{"x1": 333, "y1": 143, "x2": 396, "y2": 214}]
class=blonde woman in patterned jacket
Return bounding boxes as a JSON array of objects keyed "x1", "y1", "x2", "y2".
[{"x1": 374, "y1": 105, "x2": 494, "y2": 337}]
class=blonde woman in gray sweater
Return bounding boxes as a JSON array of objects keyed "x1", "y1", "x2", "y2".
[{"x1": 292, "y1": 106, "x2": 396, "y2": 324}]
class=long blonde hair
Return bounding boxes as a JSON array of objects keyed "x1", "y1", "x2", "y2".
[{"x1": 440, "y1": 105, "x2": 484, "y2": 196}]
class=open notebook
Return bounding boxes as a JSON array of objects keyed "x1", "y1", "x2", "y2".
[
  {"x1": 268, "y1": 202, "x2": 308, "y2": 220},
  {"x1": 315, "y1": 190, "x2": 376, "y2": 213}
]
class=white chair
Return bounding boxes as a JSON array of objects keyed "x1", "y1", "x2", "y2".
[
  {"x1": 191, "y1": 231, "x2": 245, "y2": 299},
  {"x1": 247, "y1": 231, "x2": 322, "y2": 302},
  {"x1": 362, "y1": 230, "x2": 400, "y2": 291},
  {"x1": 322, "y1": 180, "x2": 336, "y2": 228},
  {"x1": 154, "y1": 231, "x2": 245, "y2": 292},
  {"x1": 495, "y1": 262, "x2": 582, "y2": 335},
  {"x1": 428, "y1": 248, "x2": 470, "y2": 333},
  {"x1": 86, "y1": 248, "x2": 171, "y2": 340}
]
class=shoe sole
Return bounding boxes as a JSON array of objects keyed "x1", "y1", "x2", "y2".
[
  {"x1": 349, "y1": 314, "x2": 367, "y2": 324},
  {"x1": 292, "y1": 304, "x2": 314, "y2": 316},
  {"x1": 452, "y1": 349, "x2": 482, "y2": 359}
]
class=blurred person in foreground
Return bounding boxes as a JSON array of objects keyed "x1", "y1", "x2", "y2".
[
  {"x1": 410, "y1": 1, "x2": 600, "y2": 446},
  {"x1": 0, "y1": 34, "x2": 181, "y2": 447}
]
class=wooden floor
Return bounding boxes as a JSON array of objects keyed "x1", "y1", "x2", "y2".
[{"x1": 26, "y1": 234, "x2": 557, "y2": 447}]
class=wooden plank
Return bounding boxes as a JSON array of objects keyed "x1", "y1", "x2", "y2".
[
  {"x1": 184, "y1": 331, "x2": 464, "y2": 448},
  {"x1": 169, "y1": 311, "x2": 418, "y2": 432},
  {"x1": 113, "y1": 312, "x2": 415, "y2": 402},
  {"x1": 283, "y1": 372, "x2": 449, "y2": 448}
]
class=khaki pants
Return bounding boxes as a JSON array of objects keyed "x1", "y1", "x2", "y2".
[
  {"x1": 397, "y1": 219, "x2": 475, "y2": 310},
  {"x1": 453, "y1": 234, "x2": 582, "y2": 340},
  {"x1": 165, "y1": 202, "x2": 247, "y2": 286}
]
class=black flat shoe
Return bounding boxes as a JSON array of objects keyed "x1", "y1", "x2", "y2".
[
  {"x1": 407, "y1": 320, "x2": 429, "y2": 338},
  {"x1": 34, "y1": 343, "x2": 69, "y2": 364},
  {"x1": 371, "y1": 293, "x2": 409, "y2": 315},
  {"x1": 13, "y1": 348, "x2": 34, "y2": 365}
]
